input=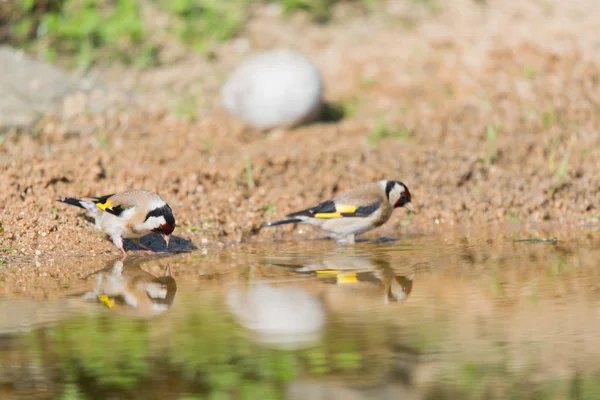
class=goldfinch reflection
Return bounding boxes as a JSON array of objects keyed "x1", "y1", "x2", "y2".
[
  {"x1": 81, "y1": 258, "x2": 177, "y2": 318},
  {"x1": 267, "y1": 252, "x2": 414, "y2": 303}
]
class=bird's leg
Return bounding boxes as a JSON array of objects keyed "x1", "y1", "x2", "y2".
[
  {"x1": 335, "y1": 234, "x2": 355, "y2": 245},
  {"x1": 132, "y1": 239, "x2": 155, "y2": 254},
  {"x1": 112, "y1": 260, "x2": 124, "y2": 275},
  {"x1": 111, "y1": 235, "x2": 128, "y2": 259}
]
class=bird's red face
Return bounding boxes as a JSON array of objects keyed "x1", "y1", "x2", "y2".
[
  {"x1": 153, "y1": 224, "x2": 175, "y2": 248},
  {"x1": 386, "y1": 181, "x2": 415, "y2": 213},
  {"x1": 153, "y1": 224, "x2": 175, "y2": 236},
  {"x1": 393, "y1": 188, "x2": 411, "y2": 208}
]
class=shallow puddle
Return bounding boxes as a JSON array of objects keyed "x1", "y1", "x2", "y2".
[{"x1": 2, "y1": 231, "x2": 600, "y2": 399}]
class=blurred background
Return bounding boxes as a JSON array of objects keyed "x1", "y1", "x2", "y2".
[{"x1": 1, "y1": 1, "x2": 600, "y2": 399}]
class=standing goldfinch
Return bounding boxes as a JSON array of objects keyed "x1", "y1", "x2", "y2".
[
  {"x1": 58, "y1": 189, "x2": 176, "y2": 257},
  {"x1": 262, "y1": 180, "x2": 415, "y2": 243}
]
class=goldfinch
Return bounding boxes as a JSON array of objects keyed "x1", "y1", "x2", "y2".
[
  {"x1": 316, "y1": 270, "x2": 415, "y2": 303},
  {"x1": 267, "y1": 253, "x2": 415, "y2": 303},
  {"x1": 83, "y1": 259, "x2": 177, "y2": 319},
  {"x1": 263, "y1": 180, "x2": 415, "y2": 243},
  {"x1": 58, "y1": 189, "x2": 176, "y2": 257}
]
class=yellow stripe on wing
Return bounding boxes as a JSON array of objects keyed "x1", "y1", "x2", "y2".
[
  {"x1": 336, "y1": 272, "x2": 358, "y2": 284},
  {"x1": 314, "y1": 204, "x2": 357, "y2": 219},
  {"x1": 95, "y1": 201, "x2": 112, "y2": 211},
  {"x1": 316, "y1": 270, "x2": 340, "y2": 277},
  {"x1": 315, "y1": 270, "x2": 358, "y2": 284},
  {"x1": 98, "y1": 295, "x2": 115, "y2": 308}
]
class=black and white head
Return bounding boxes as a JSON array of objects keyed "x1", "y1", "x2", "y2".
[
  {"x1": 384, "y1": 180, "x2": 415, "y2": 213},
  {"x1": 144, "y1": 265, "x2": 178, "y2": 312},
  {"x1": 143, "y1": 198, "x2": 176, "y2": 247}
]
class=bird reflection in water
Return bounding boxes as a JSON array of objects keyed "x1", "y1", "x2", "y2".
[
  {"x1": 80, "y1": 258, "x2": 177, "y2": 318},
  {"x1": 267, "y1": 252, "x2": 415, "y2": 304}
]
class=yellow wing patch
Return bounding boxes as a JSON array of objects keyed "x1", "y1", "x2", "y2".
[
  {"x1": 316, "y1": 270, "x2": 358, "y2": 284},
  {"x1": 314, "y1": 204, "x2": 357, "y2": 219},
  {"x1": 316, "y1": 270, "x2": 340, "y2": 277},
  {"x1": 95, "y1": 201, "x2": 112, "y2": 211},
  {"x1": 98, "y1": 295, "x2": 115, "y2": 308},
  {"x1": 336, "y1": 272, "x2": 358, "y2": 284}
]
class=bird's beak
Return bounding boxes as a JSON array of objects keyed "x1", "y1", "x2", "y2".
[
  {"x1": 404, "y1": 202, "x2": 417, "y2": 214},
  {"x1": 161, "y1": 234, "x2": 171, "y2": 248}
]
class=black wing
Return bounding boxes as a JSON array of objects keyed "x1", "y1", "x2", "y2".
[
  {"x1": 287, "y1": 200, "x2": 381, "y2": 219},
  {"x1": 342, "y1": 201, "x2": 382, "y2": 217},
  {"x1": 90, "y1": 193, "x2": 129, "y2": 217},
  {"x1": 287, "y1": 200, "x2": 337, "y2": 218}
]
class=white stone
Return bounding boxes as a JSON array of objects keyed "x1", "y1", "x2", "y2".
[
  {"x1": 226, "y1": 284, "x2": 326, "y2": 350},
  {"x1": 221, "y1": 48, "x2": 323, "y2": 129}
]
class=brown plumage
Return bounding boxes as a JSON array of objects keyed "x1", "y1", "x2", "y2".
[
  {"x1": 58, "y1": 189, "x2": 176, "y2": 257},
  {"x1": 82, "y1": 259, "x2": 177, "y2": 319},
  {"x1": 263, "y1": 180, "x2": 415, "y2": 243}
]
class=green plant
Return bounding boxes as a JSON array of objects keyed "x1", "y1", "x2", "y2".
[
  {"x1": 159, "y1": 0, "x2": 248, "y2": 53},
  {"x1": 522, "y1": 65, "x2": 538, "y2": 80},
  {"x1": 400, "y1": 213, "x2": 414, "y2": 227},
  {"x1": 274, "y1": 0, "x2": 332, "y2": 21},
  {"x1": 547, "y1": 134, "x2": 562, "y2": 171},
  {"x1": 96, "y1": 130, "x2": 109, "y2": 148},
  {"x1": 5, "y1": 0, "x2": 391, "y2": 68},
  {"x1": 203, "y1": 139, "x2": 215, "y2": 151},
  {"x1": 263, "y1": 204, "x2": 275, "y2": 216},
  {"x1": 506, "y1": 213, "x2": 520, "y2": 223},
  {"x1": 550, "y1": 136, "x2": 576, "y2": 194},
  {"x1": 541, "y1": 109, "x2": 556, "y2": 129},
  {"x1": 367, "y1": 115, "x2": 411, "y2": 147},
  {"x1": 173, "y1": 97, "x2": 198, "y2": 121},
  {"x1": 38, "y1": 0, "x2": 148, "y2": 69},
  {"x1": 243, "y1": 156, "x2": 255, "y2": 189},
  {"x1": 321, "y1": 97, "x2": 361, "y2": 122},
  {"x1": 485, "y1": 124, "x2": 499, "y2": 164}
]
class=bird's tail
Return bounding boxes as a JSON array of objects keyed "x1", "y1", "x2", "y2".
[
  {"x1": 58, "y1": 197, "x2": 98, "y2": 213},
  {"x1": 261, "y1": 217, "x2": 303, "y2": 228}
]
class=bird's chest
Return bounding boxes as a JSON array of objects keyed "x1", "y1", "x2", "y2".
[
  {"x1": 371, "y1": 204, "x2": 393, "y2": 227},
  {"x1": 123, "y1": 223, "x2": 152, "y2": 238}
]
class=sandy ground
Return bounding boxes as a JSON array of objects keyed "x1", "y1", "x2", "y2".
[{"x1": 1, "y1": 0, "x2": 599, "y2": 269}]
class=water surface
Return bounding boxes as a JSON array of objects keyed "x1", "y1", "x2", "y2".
[{"x1": 2, "y1": 231, "x2": 600, "y2": 399}]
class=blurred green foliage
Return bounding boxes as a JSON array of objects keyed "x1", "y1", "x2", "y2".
[
  {"x1": 1, "y1": 0, "x2": 379, "y2": 69},
  {"x1": 11, "y1": 295, "x2": 370, "y2": 398},
  {"x1": 4, "y1": 292, "x2": 600, "y2": 399},
  {"x1": 367, "y1": 115, "x2": 411, "y2": 148},
  {"x1": 157, "y1": 0, "x2": 248, "y2": 53}
]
